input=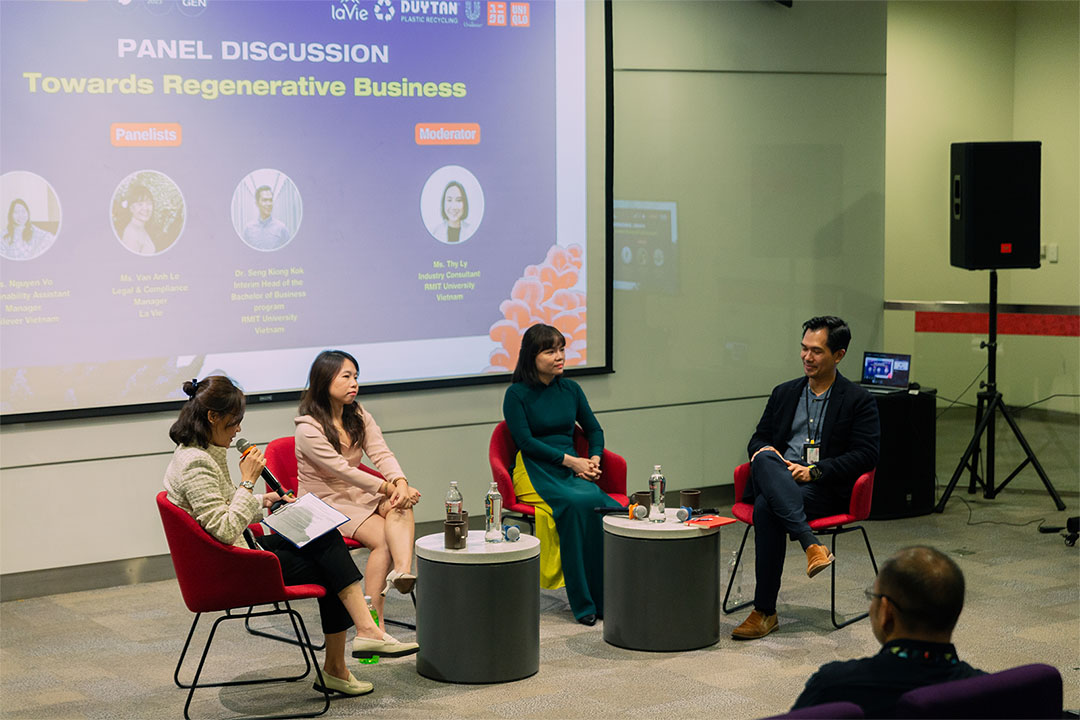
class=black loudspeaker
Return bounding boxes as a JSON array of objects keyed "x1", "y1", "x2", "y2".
[
  {"x1": 870, "y1": 390, "x2": 936, "y2": 520},
  {"x1": 950, "y1": 141, "x2": 1041, "y2": 270}
]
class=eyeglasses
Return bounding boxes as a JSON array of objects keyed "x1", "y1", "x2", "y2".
[{"x1": 864, "y1": 587, "x2": 905, "y2": 613}]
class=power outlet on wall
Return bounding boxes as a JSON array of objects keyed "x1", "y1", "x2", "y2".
[{"x1": 1041, "y1": 243, "x2": 1060, "y2": 263}]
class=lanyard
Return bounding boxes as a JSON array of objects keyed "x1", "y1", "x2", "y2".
[{"x1": 804, "y1": 384, "x2": 831, "y2": 444}]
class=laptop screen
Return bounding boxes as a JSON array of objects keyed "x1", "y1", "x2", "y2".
[{"x1": 861, "y1": 352, "x2": 911, "y2": 388}]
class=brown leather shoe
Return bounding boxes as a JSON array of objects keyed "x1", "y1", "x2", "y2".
[
  {"x1": 806, "y1": 544, "x2": 835, "y2": 578},
  {"x1": 731, "y1": 610, "x2": 778, "y2": 640}
]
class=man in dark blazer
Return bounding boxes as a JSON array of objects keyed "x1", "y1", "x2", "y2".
[{"x1": 732, "y1": 316, "x2": 880, "y2": 640}]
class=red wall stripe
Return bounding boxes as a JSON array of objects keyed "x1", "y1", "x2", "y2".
[{"x1": 915, "y1": 312, "x2": 1079, "y2": 337}]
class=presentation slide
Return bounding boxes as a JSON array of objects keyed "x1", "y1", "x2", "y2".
[{"x1": 0, "y1": 0, "x2": 608, "y2": 420}]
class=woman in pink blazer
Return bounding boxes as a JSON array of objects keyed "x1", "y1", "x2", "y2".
[{"x1": 295, "y1": 350, "x2": 422, "y2": 640}]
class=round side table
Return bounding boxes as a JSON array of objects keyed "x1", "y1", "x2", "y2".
[
  {"x1": 602, "y1": 508, "x2": 721, "y2": 651},
  {"x1": 415, "y1": 530, "x2": 541, "y2": 683}
]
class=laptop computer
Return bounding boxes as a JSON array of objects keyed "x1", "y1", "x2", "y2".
[{"x1": 860, "y1": 351, "x2": 911, "y2": 394}]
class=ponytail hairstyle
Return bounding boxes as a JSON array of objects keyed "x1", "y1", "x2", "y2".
[
  {"x1": 298, "y1": 350, "x2": 365, "y2": 454},
  {"x1": 168, "y1": 376, "x2": 245, "y2": 448}
]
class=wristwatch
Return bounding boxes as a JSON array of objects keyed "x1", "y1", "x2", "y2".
[
  {"x1": 240, "y1": 480, "x2": 255, "y2": 491},
  {"x1": 808, "y1": 465, "x2": 822, "y2": 482}
]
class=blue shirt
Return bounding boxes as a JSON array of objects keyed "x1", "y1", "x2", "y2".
[
  {"x1": 784, "y1": 384, "x2": 831, "y2": 464},
  {"x1": 243, "y1": 216, "x2": 291, "y2": 250}
]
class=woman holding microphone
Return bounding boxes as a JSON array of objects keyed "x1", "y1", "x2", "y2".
[{"x1": 162, "y1": 376, "x2": 414, "y2": 698}]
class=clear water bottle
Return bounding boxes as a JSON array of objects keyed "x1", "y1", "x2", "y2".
[
  {"x1": 445, "y1": 481, "x2": 463, "y2": 520},
  {"x1": 649, "y1": 465, "x2": 666, "y2": 522},
  {"x1": 485, "y1": 481, "x2": 503, "y2": 542},
  {"x1": 358, "y1": 596, "x2": 379, "y2": 664},
  {"x1": 728, "y1": 550, "x2": 744, "y2": 604}
]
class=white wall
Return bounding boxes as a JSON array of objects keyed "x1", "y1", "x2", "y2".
[
  {"x1": 0, "y1": 1, "x2": 887, "y2": 576},
  {"x1": 883, "y1": 1, "x2": 1079, "y2": 413}
]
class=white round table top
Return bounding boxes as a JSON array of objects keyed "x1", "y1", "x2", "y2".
[
  {"x1": 603, "y1": 508, "x2": 721, "y2": 539},
  {"x1": 415, "y1": 529, "x2": 540, "y2": 564}
]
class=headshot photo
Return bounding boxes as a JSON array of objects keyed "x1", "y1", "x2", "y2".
[
  {"x1": 231, "y1": 169, "x2": 302, "y2": 251},
  {"x1": 0, "y1": 171, "x2": 61, "y2": 261},
  {"x1": 421, "y1": 165, "x2": 484, "y2": 245},
  {"x1": 110, "y1": 170, "x2": 185, "y2": 256}
]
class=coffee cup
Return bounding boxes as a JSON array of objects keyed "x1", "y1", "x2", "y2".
[
  {"x1": 680, "y1": 489, "x2": 702, "y2": 509},
  {"x1": 444, "y1": 519, "x2": 467, "y2": 549}
]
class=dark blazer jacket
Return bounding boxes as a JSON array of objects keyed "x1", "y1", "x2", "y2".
[{"x1": 747, "y1": 370, "x2": 880, "y2": 499}]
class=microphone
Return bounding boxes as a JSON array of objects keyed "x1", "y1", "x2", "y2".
[
  {"x1": 235, "y1": 438, "x2": 288, "y2": 496},
  {"x1": 593, "y1": 505, "x2": 648, "y2": 520},
  {"x1": 676, "y1": 506, "x2": 720, "y2": 522}
]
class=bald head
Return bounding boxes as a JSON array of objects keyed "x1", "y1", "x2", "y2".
[{"x1": 876, "y1": 546, "x2": 965, "y2": 637}]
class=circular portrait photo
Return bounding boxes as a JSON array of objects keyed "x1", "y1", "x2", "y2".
[
  {"x1": 420, "y1": 165, "x2": 484, "y2": 245},
  {"x1": 231, "y1": 169, "x2": 302, "y2": 252},
  {"x1": 110, "y1": 170, "x2": 186, "y2": 256},
  {"x1": 0, "y1": 171, "x2": 61, "y2": 261}
]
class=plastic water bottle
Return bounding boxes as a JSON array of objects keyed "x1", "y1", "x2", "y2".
[
  {"x1": 485, "y1": 481, "x2": 503, "y2": 542},
  {"x1": 358, "y1": 596, "x2": 379, "y2": 664},
  {"x1": 445, "y1": 481, "x2": 463, "y2": 520},
  {"x1": 649, "y1": 465, "x2": 666, "y2": 522},
  {"x1": 728, "y1": 550, "x2": 744, "y2": 604}
]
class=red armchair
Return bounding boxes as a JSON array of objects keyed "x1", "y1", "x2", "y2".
[
  {"x1": 488, "y1": 420, "x2": 629, "y2": 533},
  {"x1": 723, "y1": 462, "x2": 878, "y2": 629},
  {"x1": 260, "y1": 436, "x2": 415, "y2": 632},
  {"x1": 156, "y1": 491, "x2": 330, "y2": 720}
]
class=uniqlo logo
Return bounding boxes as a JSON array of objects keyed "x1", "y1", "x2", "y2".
[
  {"x1": 488, "y1": 1, "x2": 506, "y2": 25},
  {"x1": 510, "y1": 2, "x2": 529, "y2": 26}
]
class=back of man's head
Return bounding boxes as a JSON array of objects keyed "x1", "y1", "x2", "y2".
[{"x1": 877, "y1": 546, "x2": 965, "y2": 638}]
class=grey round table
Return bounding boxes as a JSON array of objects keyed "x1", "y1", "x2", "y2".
[
  {"x1": 602, "y1": 508, "x2": 721, "y2": 651},
  {"x1": 414, "y1": 530, "x2": 541, "y2": 683}
]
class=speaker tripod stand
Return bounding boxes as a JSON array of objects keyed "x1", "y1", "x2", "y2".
[{"x1": 935, "y1": 270, "x2": 1066, "y2": 513}]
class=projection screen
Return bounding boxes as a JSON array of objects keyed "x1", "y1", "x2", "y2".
[{"x1": 0, "y1": 0, "x2": 611, "y2": 422}]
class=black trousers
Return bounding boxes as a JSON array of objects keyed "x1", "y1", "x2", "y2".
[
  {"x1": 744, "y1": 453, "x2": 844, "y2": 615},
  {"x1": 256, "y1": 531, "x2": 363, "y2": 634}
]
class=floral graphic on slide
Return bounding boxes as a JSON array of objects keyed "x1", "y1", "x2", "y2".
[{"x1": 486, "y1": 243, "x2": 586, "y2": 373}]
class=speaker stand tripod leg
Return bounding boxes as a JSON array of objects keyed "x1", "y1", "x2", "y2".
[
  {"x1": 935, "y1": 397, "x2": 995, "y2": 513},
  {"x1": 994, "y1": 402, "x2": 1066, "y2": 510},
  {"x1": 967, "y1": 392, "x2": 988, "y2": 495}
]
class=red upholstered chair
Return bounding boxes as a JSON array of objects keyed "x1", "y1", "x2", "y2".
[
  {"x1": 722, "y1": 462, "x2": 878, "y2": 629},
  {"x1": 488, "y1": 420, "x2": 630, "y2": 534},
  {"x1": 156, "y1": 492, "x2": 330, "y2": 720},
  {"x1": 259, "y1": 436, "x2": 416, "y2": 633}
]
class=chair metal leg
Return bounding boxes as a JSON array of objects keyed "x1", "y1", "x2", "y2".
[
  {"x1": 176, "y1": 603, "x2": 330, "y2": 720},
  {"x1": 384, "y1": 590, "x2": 418, "y2": 631},
  {"x1": 722, "y1": 524, "x2": 754, "y2": 614},
  {"x1": 817, "y1": 525, "x2": 877, "y2": 630},
  {"x1": 244, "y1": 601, "x2": 326, "y2": 651}
]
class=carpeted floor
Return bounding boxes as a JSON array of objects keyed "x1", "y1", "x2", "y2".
[{"x1": 1, "y1": 410, "x2": 1077, "y2": 719}]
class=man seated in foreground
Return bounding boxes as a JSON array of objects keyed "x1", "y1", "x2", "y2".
[{"x1": 791, "y1": 546, "x2": 985, "y2": 717}]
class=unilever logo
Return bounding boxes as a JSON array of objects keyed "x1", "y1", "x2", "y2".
[
  {"x1": 374, "y1": 0, "x2": 395, "y2": 21},
  {"x1": 464, "y1": 1, "x2": 482, "y2": 27}
]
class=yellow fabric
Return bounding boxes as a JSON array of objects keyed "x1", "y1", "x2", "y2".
[{"x1": 511, "y1": 451, "x2": 565, "y2": 590}]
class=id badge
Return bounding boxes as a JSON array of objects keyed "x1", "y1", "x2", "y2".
[{"x1": 803, "y1": 442, "x2": 820, "y2": 464}]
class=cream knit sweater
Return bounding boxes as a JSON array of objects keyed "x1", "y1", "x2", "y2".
[{"x1": 163, "y1": 443, "x2": 261, "y2": 548}]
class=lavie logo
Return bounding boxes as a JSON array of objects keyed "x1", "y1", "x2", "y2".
[{"x1": 330, "y1": 0, "x2": 369, "y2": 22}]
